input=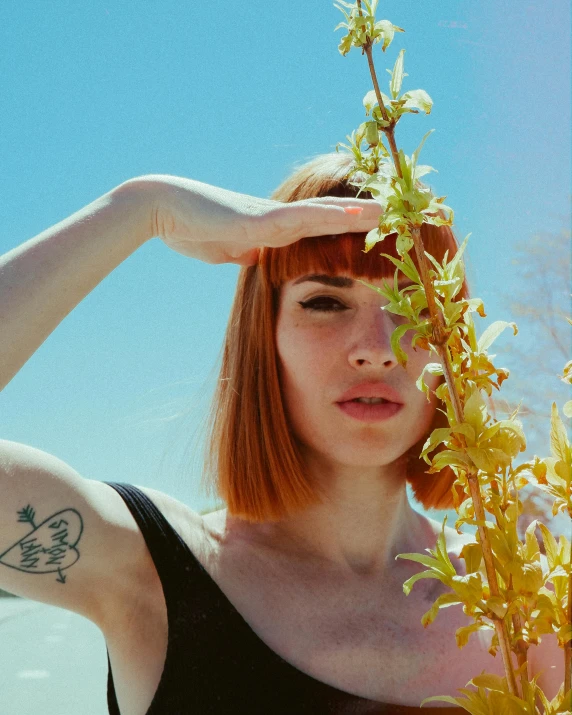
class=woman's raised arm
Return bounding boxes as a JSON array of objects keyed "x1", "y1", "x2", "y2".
[
  {"x1": 0, "y1": 179, "x2": 153, "y2": 391},
  {"x1": 0, "y1": 174, "x2": 379, "y2": 391}
]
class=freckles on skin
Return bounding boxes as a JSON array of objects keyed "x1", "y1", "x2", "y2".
[{"x1": 275, "y1": 280, "x2": 443, "y2": 465}]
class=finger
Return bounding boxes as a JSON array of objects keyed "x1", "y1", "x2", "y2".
[
  {"x1": 234, "y1": 247, "x2": 260, "y2": 266},
  {"x1": 302, "y1": 196, "x2": 380, "y2": 207},
  {"x1": 270, "y1": 201, "x2": 381, "y2": 242},
  {"x1": 302, "y1": 196, "x2": 382, "y2": 216}
]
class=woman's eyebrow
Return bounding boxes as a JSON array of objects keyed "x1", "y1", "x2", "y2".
[
  {"x1": 292, "y1": 274, "x2": 354, "y2": 288},
  {"x1": 292, "y1": 274, "x2": 416, "y2": 289}
]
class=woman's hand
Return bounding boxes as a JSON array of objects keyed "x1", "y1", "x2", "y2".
[{"x1": 142, "y1": 174, "x2": 382, "y2": 266}]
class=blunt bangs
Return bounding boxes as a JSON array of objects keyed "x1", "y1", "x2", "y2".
[{"x1": 262, "y1": 222, "x2": 468, "y2": 302}]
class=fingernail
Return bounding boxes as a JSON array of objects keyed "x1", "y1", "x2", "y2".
[{"x1": 344, "y1": 207, "x2": 363, "y2": 215}]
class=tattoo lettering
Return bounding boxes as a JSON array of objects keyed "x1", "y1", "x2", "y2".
[{"x1": 0, "y1": 504, "x2": 83, "y2": 584}]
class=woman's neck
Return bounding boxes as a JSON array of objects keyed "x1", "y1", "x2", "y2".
[{"x1": 226, "y1": 462, "x2": 433, "y2": 579}]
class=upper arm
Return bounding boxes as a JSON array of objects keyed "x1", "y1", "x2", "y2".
[{"x1": 0, "y1": 439, "x2": 150, "y2": 626}]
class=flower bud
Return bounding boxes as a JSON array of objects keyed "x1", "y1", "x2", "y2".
[{"x1": 364, "y1": 121, "x2": 379, "y2": 146}]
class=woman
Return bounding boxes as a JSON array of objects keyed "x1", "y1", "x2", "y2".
[{"x1": 0, "y1": 153, "x2": 539, "y2": 714}]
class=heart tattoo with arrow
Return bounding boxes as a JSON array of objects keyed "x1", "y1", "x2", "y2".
[{"x1": 0, "y1": 504, "x2": 83, "y2": 584}]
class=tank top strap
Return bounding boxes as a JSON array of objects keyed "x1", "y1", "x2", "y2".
[
  {"x1": 103, "y1": 481, "x2": 192, "y2": 602},
  {"x1": 103, "y1": 481, "x2": 199, "y2": 715}
]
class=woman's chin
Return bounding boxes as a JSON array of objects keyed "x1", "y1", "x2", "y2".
[{"x1": 302, "y1": 444, "x2": 409, "y2": 473}]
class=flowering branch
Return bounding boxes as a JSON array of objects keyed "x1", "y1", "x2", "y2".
[{"x1": 334, "y1": 1, "x2": 571, "y2": 711}]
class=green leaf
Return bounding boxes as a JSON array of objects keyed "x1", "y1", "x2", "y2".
[
  {"x1": 487, "y1": 421, "x2": 526, "y2": 458},
  {"x1": 364, "y1": 121, "x2": 379, "y2": 146},
  {"x1": 455, "y1": 621, "x2": 483, "y2": 648},
  {"x1": 421, "y1": 592, "x2": 462, "y2": 628},
  {"x1": 466, "y1": 446, "x2": 511, "y2": 472},
  {"x1": 401, "y1": 88, "x2": 433, "y2": 114},
  {"x1": 423, "y1": 206, "x2": 455, "y2": 227},
  {"x1": 411, "y1": 129, "x2": 435, "y2": 177},
  {"x1": 463, "y1": 389, "x2": 488, "y2": 432},
  {"x1": 390, "y1": 322, "x2": 415, "y2": 367},
  {"x1": 373, "y1": 19, "x2": 405, "y2": 52},
  {"x1": 378, "y1": 251, "x2": 420, "y2": 284},
  {"x1": 460, "y1": 542, "x2": 482, "y2": 574},
  {"x1": 452, "y1": 422, "x2": 477, "y2": 444},
  {"x1": 477, "y1": 321, "x2": 518, "y2": 352},
  {"x1": 446, "y1": 232, "x2": 470, "y2": 281},
  {"x1": 464, "y1": 297, "x2": 486, "y2": 317},
  {"x1": 338, "y1": 34, "x2": 353, "y2": 56},
  {"x1": 364, "y1": 226, "x2": 384, "y2": 251},
  {"x1": 433, "y1": 515, "x2": 451, "y2": 562},
  {"x1": 362, "y1": 89, "x2": 378, "y2": 115},
  {"x1": 557, "y1": 533, "x2": 570, "y2": 562},
  {"x1": 424, "y1": 250, "x2": 443, "y2": 273},
  {"x1": 422, "y1": 426, "x2": 452, "y2": 452},
  {"x1": 479, "y1": 420, "x2": 501, "y2": 442},
  {"x1": 470, "y1": 673, "x2": 506, "y2": 692},
  {"x1": 366, "y1": 0, "x2": 379, "y2": 14},
  {"x1": 400, "y1": 569, "x2": 442, "y2": 596},
  {"x1": 538, "y1": 522, "x2": 560, "y2": 571},
  {"x1": 357, "y1": 277, "x2": 392, "y2": 299},
  {"x1": 372, "y1": 92, "x2": 393, "y2": 114},
  {"x1": 395, "y1": 552, "x2": 443, "y2": 571},
  {"x1": 412, "y1": 164, "x2": 437, "y2": 180},
  {"x1": 352, "y1": 15, "x2": 368, "y2": 30},
  {"x1": 430, "y1": 449, "x2": 472, "y2": 471},
  {"x1": 523, "y1": 520, "x2": 540, "y2": 562},
  {"x1": 550, "y1": 401, "x2": 571, "y2": 466},
  {"x1": 390, "y1": 49, "x2": 405, "y2": 99},
  {"x1": 395, "y1": 232, "x2": 414, "y2": 255},
  {"x1": 416, "y1": 363, "x2": 444, "y2": 399}
]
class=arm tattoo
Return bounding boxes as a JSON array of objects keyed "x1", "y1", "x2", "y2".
[{"x1": 0, "y1": 504, "x2": 83, "y2": 584}]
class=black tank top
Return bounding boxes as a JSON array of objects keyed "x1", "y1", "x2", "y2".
[{"x1": 104, "y1": 482, "x2": 467, "y2": 714}]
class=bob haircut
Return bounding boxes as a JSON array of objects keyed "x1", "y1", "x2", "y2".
[{"x1": 202, "y1": 152, "x2": 469, "y2": 523}]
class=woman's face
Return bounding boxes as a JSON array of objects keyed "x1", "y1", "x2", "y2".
[{"x1": 275, "y1": 271, "x2": 442, "y2": 471}]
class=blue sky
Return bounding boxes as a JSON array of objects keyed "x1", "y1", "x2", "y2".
[{"x1": 1, "y1": 0, "x2": 570, "y2": 524}]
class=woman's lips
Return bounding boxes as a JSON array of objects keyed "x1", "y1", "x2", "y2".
[
  {"x1": 337, "y1": 382, "x2": 403, "y2": 404},
  {"x1": 336, "y1": 400, "x2": 403, "y2": 422}
]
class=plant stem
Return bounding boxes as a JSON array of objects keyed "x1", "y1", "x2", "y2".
[
  {"x1": 356, "y1": 0, "x2": 402, "y2": 177},
  {"x1": 512, "y1": 607, "x2": 530, "y2": 697},
  {"x1": 467, "y1": 474, "x2": 520, "y2": 696},
  {"x1": 566, "y1": 569, "x2": 571, "y2": 696},
  {"x1": 356, "y1": 9, "x2": 524, "y2": 698},
  {"x1": 410, "y1": 228, "x2": 454, "y2": 350}
]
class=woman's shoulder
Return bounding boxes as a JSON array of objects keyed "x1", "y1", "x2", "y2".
[{"x1": 135, "y1": 485, "x2": 208, "y2": 550}]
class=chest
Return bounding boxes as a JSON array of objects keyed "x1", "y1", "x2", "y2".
[
  {"x1": 207, "y1": 544, "x2": 504, "y2": 706},
  {"x1": 104, "y1": 526, "x2": 503, "y2": 715},
  {"x1": 262, "y1": 586, "x2": 503, "y2": 705}
]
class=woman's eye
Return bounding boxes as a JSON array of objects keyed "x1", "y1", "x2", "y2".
[{"x1": 298, "y1": 297, "x2": 348, "y2": 313}]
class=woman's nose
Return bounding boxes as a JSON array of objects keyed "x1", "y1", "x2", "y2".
[{"x1": 347, "y1": 307, "x2": 399, "y2": 369}]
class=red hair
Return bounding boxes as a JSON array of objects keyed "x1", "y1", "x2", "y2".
[{"x1": 202, "y1": 153, "x2": 469, "y2": 522}]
